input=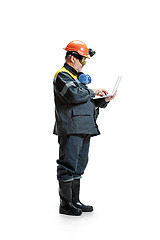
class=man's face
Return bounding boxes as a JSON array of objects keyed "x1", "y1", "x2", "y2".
[
  {"x1": 73, "y1": 58, "x2": 84, "y2": 73},
  {"x1": 72, "y1": 57, "x2": 87, "y2": 73}
]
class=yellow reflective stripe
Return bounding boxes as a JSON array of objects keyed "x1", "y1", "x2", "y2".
[{"x1": 54, "y1": 67, "x2": 78, "y2": 80}]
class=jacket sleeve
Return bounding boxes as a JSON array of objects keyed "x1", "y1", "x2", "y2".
[
  {"x1": 93, "y1": 98, "x2": 110, "y2": 108},
  {"x1": 54, "y1": 71, "x2": 95, "y2": 104}
]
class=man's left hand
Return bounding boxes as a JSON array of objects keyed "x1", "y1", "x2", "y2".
[{"x1": 105, "y1": 90, "x2": 117, "y2": 102}]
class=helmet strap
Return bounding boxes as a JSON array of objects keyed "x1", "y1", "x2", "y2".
[{"x1": 66, "y1": 51, "x2": 83, "y2": 61}]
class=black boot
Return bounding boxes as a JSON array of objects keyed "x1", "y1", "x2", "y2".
[
  {"x1": 72, "y1": 179, "x2": 93, "y2": 212},
  {"x1": 59, "y1": 181, "x2": 82, "y2": 216}
]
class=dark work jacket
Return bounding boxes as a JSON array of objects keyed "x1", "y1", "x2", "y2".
[{"x1": 53, "y1": 63, "x2": 109, "y2": 136}]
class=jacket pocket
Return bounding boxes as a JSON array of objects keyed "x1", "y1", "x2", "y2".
[
  {"x1": 71, "y1": 109, "x2": 93, "y2": 130},
  {"x1": 72, "y1": 108, "x2": 91, "y2": 117}
]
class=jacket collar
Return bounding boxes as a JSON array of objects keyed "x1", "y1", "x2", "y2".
[{"x1": 64, "y1": 63, "x2": 78, "y2": 76}]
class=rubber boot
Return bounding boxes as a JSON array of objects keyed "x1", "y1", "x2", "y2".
[
  {"x1": 72, "y1": 179, "x2": 93, "y2": 212},
  {"x1": 59, "y1": 181, "x2": 82, "y2": 216}
]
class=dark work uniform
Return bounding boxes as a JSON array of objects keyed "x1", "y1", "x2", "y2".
[{"x1": 53, "y1": 63, "x2": 109, "y2": 182}]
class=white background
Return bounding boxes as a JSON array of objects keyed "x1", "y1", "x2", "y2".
[{"x1": 0, "y1": 0, "x2": 160, "y2": 239}]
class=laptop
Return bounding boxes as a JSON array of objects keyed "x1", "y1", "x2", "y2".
[{"x1": 92, "y1": 76, "x2": 122, "y2": 99}]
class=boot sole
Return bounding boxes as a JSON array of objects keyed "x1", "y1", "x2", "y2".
[
  {"x1": 59, "y1": 208, "x2": 82, "y2": 216},
  {"x1": 80, "y1": 208, "x2": 93, "y2": 212},
  {"x1": 77, "y1": 207, "x2": 93, "y2": 212},
  {"x1": 73, "y1": 203, "x2": 93, "y2": 212}
]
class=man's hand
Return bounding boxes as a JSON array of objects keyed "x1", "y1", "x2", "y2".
[
  {"x1": 105, "y1": 90, "x2": 117, "y2": 102},
  {"x1": 92, "y1": 88, "x2": 109, "y2": 96}
]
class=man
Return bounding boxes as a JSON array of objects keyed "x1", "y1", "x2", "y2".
[{"x1": 53, "y1": 40, "x2": 116, "y2": 216}]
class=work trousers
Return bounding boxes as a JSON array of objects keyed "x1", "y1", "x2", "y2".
[{"x1": 57, "y1": 135, "x2": 91, "y2": 182}]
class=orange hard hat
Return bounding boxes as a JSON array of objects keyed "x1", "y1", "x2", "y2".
[{"x1": 64, "y1": 40, "x2": 90, "y2": 59}]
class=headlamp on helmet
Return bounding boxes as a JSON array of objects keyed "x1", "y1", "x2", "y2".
[{"x1": 89, "y1": 48, "x2": 96, "y2": 57}]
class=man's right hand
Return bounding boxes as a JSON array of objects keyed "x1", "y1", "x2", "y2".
[{"x1": 92, "y1": 88, "x2": 109, "y2": 96}]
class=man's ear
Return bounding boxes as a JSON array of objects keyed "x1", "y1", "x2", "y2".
[{"x1": 70, "y1": 55, "x2": 76, "y2": 63}]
